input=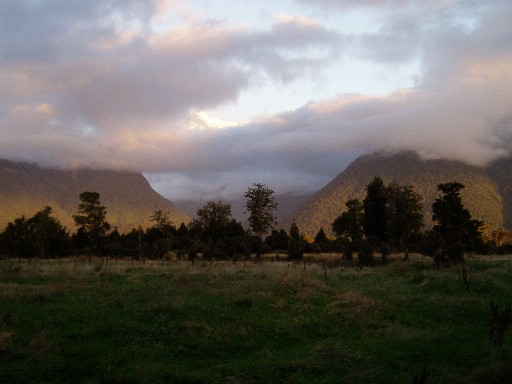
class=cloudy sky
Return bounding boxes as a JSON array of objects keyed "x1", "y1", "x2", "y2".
[{"x1": 1, "y1": 0, "x2": 512, "y2": 201}]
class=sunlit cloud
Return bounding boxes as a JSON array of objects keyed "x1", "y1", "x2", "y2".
[
  {"x1": 1, "y1": 0, "x2": 511, "y2": 201},
  {"x1": 189, "y1": 111, "x2": 247, "y2": 130}
]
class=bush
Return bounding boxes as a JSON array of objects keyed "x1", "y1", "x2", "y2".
[
  {"x1": 287, "y1": 238, "x2": 304, "y2": 260},
  {"x1": 489, "y1": 301, "x2": 512, "y2": 352},
  {"x1": 357, "y1": 248, "x2": 375, "y2": 267}
]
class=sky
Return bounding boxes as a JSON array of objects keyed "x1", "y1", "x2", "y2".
[{"x1": 1, "y1": 0, "x2": 512, "y2": 201}]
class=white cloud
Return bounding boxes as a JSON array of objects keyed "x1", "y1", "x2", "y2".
[
  {"x1": 189, "y1": 111, "x2": 247, "y2": 130},
  {"x1": 1, "y1": 0, "x2": 511, "y2": 200}
]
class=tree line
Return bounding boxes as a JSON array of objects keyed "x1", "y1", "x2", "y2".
[
  {"x1": 0, "y1": 184, "x2": 278, "y2": 261},
  {"x1": 0, "y1": 178, "x2": 510, "y2": 262},
  {"x1": 326, "y1": 177, "x2": 502, "y2": 265}
]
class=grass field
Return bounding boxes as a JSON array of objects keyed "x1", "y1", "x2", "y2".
[{"x1": 0, "y1": 254, "x2": 511, "y2": 383}]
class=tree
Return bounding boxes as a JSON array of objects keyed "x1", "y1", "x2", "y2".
[
  {"x1": 313, "y1": 227, "x2": 331, "y2": 252},
  {"x1": 360, "y1": 178, "x2": 424, "y2": 252},
  {"x1": 244, "y1": 183, "x2": 278, "y2": 237},
  {"x1": 265, "y1": 229, "x2": 289, "y2": 252},
  {"x1": 30, "y1": 206, "x2": 71, "y2": 258},
  {"x1": 190, "y1": 201, "x2": 232, "y2": 259},
  {"x1": 363, "y1": 176, "x2": 388, "y2": 243},
  {"x1": 225, "y1": 219, "x2": 246, "y2": 238},
  {"x1": 314, "y1": 227, "x2": 328, "y2": 244},
  {"x1": 244, "y1": 183, "x2": 277, "y2": 257},
  {"x1": 194, "y1": 201, "x2": 232, "y2": 241},
  {"x1": 190, "y1": 201, "x2": 249, "y2": 260},
  {"x1": 150, "y1": 209, "x2": 174, "y2": 233},
  {"x1": 490, "y1": 229, "x2": 510, "y2": 248},
  {"x1": 385, "y1": 183, "x2": 424, "y2": 249},
  {"x1": 432, "y1": 182, "x2": 483, "y2": 259},
  {"x1": 174, "y1": 222, "x2": 193, "y2": 251},
  {"x1": 332, "y1": 199, "x2": 364, "y2": 243},
  {"x1": 0, "y1": 207, "x2": 71, "y2": 258},
  {"x1": 73, "y1": 191, "x2": 110, "y2": 254},
  {"x1": 143, "y1": 210, "x2": 176, "y2": 260},
  {"x1": 287, "y1": 221, "x2": 304, "y2": 260}
]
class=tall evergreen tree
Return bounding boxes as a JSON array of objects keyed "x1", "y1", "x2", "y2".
[
  {"x1": 73, "y1": 191, "x2": 110, "y2": 253},
  {"x1": 332, "y1": 199, "x2": 364, "y2": 242},
  {"x1": 385, "y1": 183, "x2": 424, "y2": 249},
  {"x1": 314, "y1": 227, "x2": 328, "y2": 244},
  {"x1": 313, "y1": 227, "x2": 330, "y2": 252},
  {"x1": 287, "y1": 221, "x2": 304, "y2": 260},
  {"x1": 432, "y1": 182, "x2": 483, "y2": 255},
  {"x1": 363, "y1": 177, "x2": 388, "y2": 242}
]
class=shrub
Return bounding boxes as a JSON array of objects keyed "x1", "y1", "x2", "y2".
[
  {"x1": 357, "y1": 248, "x2": 375, "y2": 267},
  {"x1": 489, "y1": 301, "x2": 512, "y2": 352}
]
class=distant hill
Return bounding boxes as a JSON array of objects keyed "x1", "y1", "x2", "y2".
[
  {"x1": 486, "y1": 157, "x2": 512, "y2": 230},
  {"x1": 0, "y1": 160, "x2": 190, "y2": 232},
  {"x1": 174, "y1": 193, "x2": 310, "y2": 227},
  {"x1": 283, "y1": 151, "x2": 508, "y2": 237}
]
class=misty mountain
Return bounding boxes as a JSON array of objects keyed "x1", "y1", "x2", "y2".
[
  {"x1": 0, "y1": 160, "x2": 190, "y2": 232},
  {"x1": 174, "y1": 193, "x2": 310, "y2": 227},
  {"x1": 486, "y1": 157, "x2": 512, "y2": 230},
  {"x1": 282, "y1": 151, "x2": 509, "y2": 237}
]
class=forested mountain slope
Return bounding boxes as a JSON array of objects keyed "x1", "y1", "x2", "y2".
[
  {"x1": 486, "y1": 157, "x2": 512, "y2": 231},
  {"x1": 0, "y1": 160, "x2": 190, "y2": 232},
  {"x1": 283, "y1": 152, "x2": 506, "y2": 237}
]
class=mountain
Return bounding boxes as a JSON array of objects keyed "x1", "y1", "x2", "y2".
[
  {"x1": 486, "y1": 157, "x2": 512, "y2": 230},
  {"x1": 0, "y1": 160, "x2": 190, "y2": 232},
  {"x1": 174, "y1": 193, "x2": 310, "y2": 226},
  {"x1": 283, "y1": 151, "x2": 508, "y2": 237}
]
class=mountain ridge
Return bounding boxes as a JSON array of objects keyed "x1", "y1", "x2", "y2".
[
  {"x1": 0, "y1": 160, "x2": 190, "y2": 232},
  {"x1": 3, "y1": 151, "x2": 511, "y2": 239},
  {"x1": 282, "y1": 151, "x2": 509, "y2": 237}
]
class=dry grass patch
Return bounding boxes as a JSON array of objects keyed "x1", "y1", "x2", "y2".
[{"x1": 325, "y1": 291, "x2": 379, "y2": 316}]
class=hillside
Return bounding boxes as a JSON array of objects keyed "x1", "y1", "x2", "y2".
[
  {"x1": 283, "y1": 151, "x2": 506, "y2": 237},
  {"x1": 486, "y1": 157, "x2": 512, "y2": 230},
  {"x1": 174, "y1": 193, "x2": 309, "y2": 226},
  {"x1": 0, "y1": 160, "x2": 190, "y2": 232}
]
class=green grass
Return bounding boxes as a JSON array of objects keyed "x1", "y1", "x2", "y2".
[{"x1": 0, "y1": 255, "x2": 511, "y2": 383}]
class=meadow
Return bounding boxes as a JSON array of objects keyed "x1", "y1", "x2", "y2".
[{"x1": 0, "y1": 254, "x2": 511, "y2": 383}]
